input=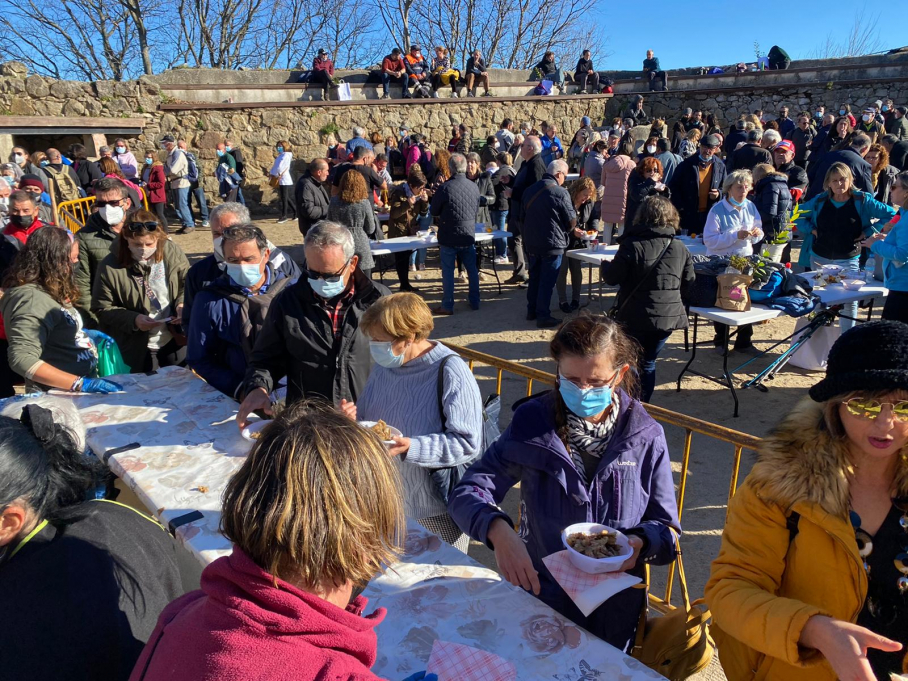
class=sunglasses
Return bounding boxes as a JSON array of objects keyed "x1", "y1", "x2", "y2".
[
  {"x1": 304, "y1": 258, "x2": 351, "y2": 282},
  {"x1": 842, "y1": 398, "x2": 908, "y2": 423},
  {"x1": 95, "y1": 198, "x2": 127, "y2": 208},
  {"x1": 125, "y1": 222, "x2": 159, "y2": 233}
]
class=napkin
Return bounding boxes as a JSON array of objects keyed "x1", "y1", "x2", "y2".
[
  {"x1": 542, "y1": 550, "x2": 642, "y2": 616},
  {"x1": 426, "y1": 640, "x2": 517, "y2": 681}
]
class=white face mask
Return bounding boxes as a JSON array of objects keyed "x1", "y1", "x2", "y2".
[
  {"x1": 129, "y1": 244, "x2": 156, "y2": 261},
  {"x1": 12, "y1": 154, "x2": 24, "y2": 164},
  {"x1": 646, "y1": 145, "x2": 657, "y2": 154},
  {"x1": 98, "y1": 205, "x2": 125, "y2": 226},
  {"x1": 862, "y1": 114, "x2": 871, "y2": 122}
]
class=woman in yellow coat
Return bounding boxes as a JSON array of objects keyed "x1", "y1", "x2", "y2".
[{"x1": 706, "y1": 320, "x2": 908, "y2": 681}]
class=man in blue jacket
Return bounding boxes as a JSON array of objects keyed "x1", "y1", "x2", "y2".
[
  {"x1": 804, "y1": 132, "x2": 873, "y2": 201},
  {"x1": 187, "y1": 225, "x2": 295, "y2": 399},
  {"x1": 520, "y1": 160, "x2": 577, "y2": 328},
  {"x1": 181, "y1": 203, "x2": 300, "y2": 330}
]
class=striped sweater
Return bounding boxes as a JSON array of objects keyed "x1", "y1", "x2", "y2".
[{"x1": 357, "y1": 342, "x2": 484, "y2": 519}]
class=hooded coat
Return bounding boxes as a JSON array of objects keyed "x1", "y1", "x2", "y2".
[
  {"x1": 129, "y1": 548, "x2": 386, "y2": 681},
  {"x1": 705, "y1": 398, "x2": 908, "y2": 681},
  {"x1": 599, "y1": 154, "x2": 636, "y2": 224}
]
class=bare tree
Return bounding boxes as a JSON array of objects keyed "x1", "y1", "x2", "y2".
[
  {"x1": 0, "y1": 0, "x2": 144, "y2": 80},
  {"x1": 808, "y1": 9, "x2": 884, "y2": 59}
]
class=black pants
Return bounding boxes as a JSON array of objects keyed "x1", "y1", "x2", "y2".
[
  {"x1": 576, "y1": 71, "x2": 600, "y2": 92},
  {"x1": 883, "y1": 291, "x2": 908, "y2": 324},
  {"x1": 647, "y1": 70, "x2": 667, "y2": 91},
  {"x1": 150, "y1": 201, "x2": 168, "y2": 230},
  {"x1": 394, "y1": 251, "x2": 413, "y2": 288},
  {"x1": 310, "y1": 69, "x2": 331, "y2": 92},
  {"x1": 714, "y1": 322, "x2": 753, "y2": 349},
  {"x1": 509, "y1": 232, "x2": 528, "y2": 280},
  {"x1": 141, "y1": 338, "x2": 186, "y2": 373},
  {"x1": 0, "y1": 339, "x2": 19, "y2": 398},
  {"x1": 278, "y1": 184, "x2": 296, "y2": 220}
]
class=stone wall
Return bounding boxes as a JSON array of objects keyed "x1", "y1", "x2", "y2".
[{"x1": 605, "y1": 80, "x2": 908, "y2": 128}]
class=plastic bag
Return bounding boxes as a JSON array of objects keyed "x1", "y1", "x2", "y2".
[{"x1": 85, "y1": 330, "x2": 131, "y2": 377}]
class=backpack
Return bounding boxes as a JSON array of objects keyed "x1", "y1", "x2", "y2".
[
  {"x1": 184, "y1": 151, "x2": 200, "y2": 184},
  {"x1": 533, "y1": 80, "x2": 553, "y2": 96},
  {"x1": 202, "y1": 274, "x2": 292, "y2": 357},
  {"x1": 43, "y1": 165, "x2": 80, "y2": 203}
]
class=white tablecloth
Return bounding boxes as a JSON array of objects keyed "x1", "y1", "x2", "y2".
[
  {"x1": 567, "y1": 238, "x2": 707, "y2": 266},
  {"x1": 371, "y1": 228, "x2": 509, "y2": 256},
  {"x1": 66, "y1": 367, "x2": 664, "y2": 681}
]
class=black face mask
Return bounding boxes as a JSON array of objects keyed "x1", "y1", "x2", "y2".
[{"x1": 7, "y1": 214, "x2": 32, "y2": 228}]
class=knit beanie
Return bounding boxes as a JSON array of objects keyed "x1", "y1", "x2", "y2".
[{"x1": 809, "y1": 320, "x2": 908, "y2": 402}]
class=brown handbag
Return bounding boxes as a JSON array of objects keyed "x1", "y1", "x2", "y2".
[
  {"x1": 630, "y1": 543, "x2": 716, "y2": 680},
  {"x1": 269, "y1": 174, "x2": 281, "y2": 189}
]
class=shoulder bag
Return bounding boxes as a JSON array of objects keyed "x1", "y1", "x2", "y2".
[{"x1": 607, "y1": 237, "x2": 673, "y2": 319}]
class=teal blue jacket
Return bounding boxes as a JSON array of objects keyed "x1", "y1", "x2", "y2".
[{"x1": 870, "y1": 208, "x2": 908, "y2": 292}]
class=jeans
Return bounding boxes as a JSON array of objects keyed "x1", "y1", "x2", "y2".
[
  {"x1": 810, "y1": 253, "x2": 860, "y2": 331},
  {"x1": 173, "y1": 186, "x2": 193, "y2": 228},
  {"x1": 381, "y1": 72, "x2": 408, "y2": 96},
  {"x1": 490, "y1": 209, "x2": 508, "y2": 257},
  {"x1": 627, "y1": 330, "x2": 670, "y2": 403},
  {"x1": 557, "y1": 255, "x2": 583, "y2": 303},
  {"x1": 602, "y1": 222, "x2": 624, "y2": 245},
  {"x1": 440, "y1": 244, "x2": 479, "y2": 311},
  {"x1": 189, "y1": 184, "x2": 209, "y2": 221},
  {"x1": 527, "y1": 253, "x2": 563, "y2": 319},
  {"x1": 410, "y1": 213, "x2": 431, "y2": 266}
]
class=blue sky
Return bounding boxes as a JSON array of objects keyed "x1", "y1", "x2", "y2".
[{"x1": 602, "y1": 3, "x2": 903, "y2": 70}]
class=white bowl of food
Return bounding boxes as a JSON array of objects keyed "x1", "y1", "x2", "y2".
[
  {"x1": 358, "y1": 420, "x2": 403, "y2": 446},
  {"x1": 821, "y1": 264, "x2": 843, "y2": 277},
  {"x1": 241, "y1": 419, "x2": 271, "y2": 442},
  {"x1": 841, "y1": 279, "x2": 865, "y2": 291},
  {"x1": 561, "y1": 522, "x2": 633, "y2": 574}
]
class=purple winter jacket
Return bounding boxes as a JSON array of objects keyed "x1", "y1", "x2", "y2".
[{"x1": 448, "y1": 390, "x2": 680, "y2": 650}]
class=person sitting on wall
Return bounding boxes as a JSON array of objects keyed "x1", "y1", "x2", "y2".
[
  {"x1": 574, "y1": 49, "x2": 600, "y2": 94},
  {"x1": 311, "y1": 48, "x2": 335, "y2": 101},
  {"x1": 533, "y1": 51, "x2": 565, "y2": 91},
  {"x1": 464, "y1": 49, "x2": 492, "y2": 98},
  {"x1": 404, "y1": 45, "x2": 431, "y2": 97},
  {"x1": 767, "y1": 44, "x2": 791, "y2": 70},
  {"x1": 380, "y1": 47, "x2": 409, "y2": 100},
  {"x1": 643, "y1": 49, "x2": 667, "y2": 91}
]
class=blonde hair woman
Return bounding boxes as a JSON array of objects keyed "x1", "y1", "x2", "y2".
[
  {"x1": 430, "y1": 46, "x2": 459, "y2": 97},
  {"x1": 350, "y1": 292, "x2": 484, "y2": 552},
  {"x1": 131, "y1": 400, "x2": 408, "y2": 680}
]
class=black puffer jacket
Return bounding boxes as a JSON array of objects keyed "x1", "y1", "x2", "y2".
[
  {"x1": 469, "y1": 171, "x2": 495, "y2": 226},
  {"x1": 521, "y1": 176, "x2": 577, "y2": 256},
  {"x1": 624, "y1": 173, "x2": 671, "y2": 231},
  {"x1": 243, "y1": 268, "x2": 389, "y2": 406},
  {"x1": 491, "y1": 166, "x2": 515, "y2": 211},
  {"x1": 294, "y1": 172, "x2": 329, "y2": 236},
  {"x1": 601, "y1": 224, "x2": 695, "y2": 333},
  {"x1": 430, "y1": 172, "x2": 481, "y2": 247},
  {"x1": 730, "y1": 143, "x2": 772, "y2": 172},
  {"x1": 753, "y1": 173, "x2": 793, "y2": 239}
]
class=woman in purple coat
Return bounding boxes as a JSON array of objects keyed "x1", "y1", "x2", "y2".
[{"x1": 449, "y1": 315, "x2": 680, "y2": 650}]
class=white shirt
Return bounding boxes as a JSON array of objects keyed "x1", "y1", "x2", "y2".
[
  {"x1": 703, "y1": 198, "x2": 764, "y2": 257},
  {"x1": 270, "y1": 152, "x2": 293, "y2": 186}
]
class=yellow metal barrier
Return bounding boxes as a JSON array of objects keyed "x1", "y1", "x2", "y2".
[
  {"x1": 443, "y1": 342, "x2": 762, "y2": 613},
  {"x1": 57, "y1": 192, "x2": 150, "y2": 234}
]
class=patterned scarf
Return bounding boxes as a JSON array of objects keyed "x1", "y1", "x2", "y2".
[{"x1": 566, "y1": 392, "x2": 621, "y2": 488}]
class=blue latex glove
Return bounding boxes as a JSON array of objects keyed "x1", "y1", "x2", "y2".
[
  {"x1": 402, "y1": 674, "x2": 437, "y2": 681},
  {"x1": 84, "y1": 329, "x2": 115, "y2": 350},
  {"x1": 79, "y1": 377, "x2": 123, "y2": 394}
]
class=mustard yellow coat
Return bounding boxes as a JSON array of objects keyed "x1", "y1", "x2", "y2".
[{"x1": 705, "y1": 398, "x2": 908, "y2": 681}]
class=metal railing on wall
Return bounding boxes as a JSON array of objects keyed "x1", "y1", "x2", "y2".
[
  {"x1": 57, "y1": 193, "x2": 150, "y2": 234},
  {"x1": 443, "y1": 342, "x2": 763, "y2": 614}
]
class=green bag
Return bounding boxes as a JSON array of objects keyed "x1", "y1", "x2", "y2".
[{"x1": 85, "y1": 331, "x2": 130, "y2": 377}]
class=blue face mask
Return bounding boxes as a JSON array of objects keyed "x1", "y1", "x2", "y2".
[
  {"x1": 116, "y1": 146, "x2": 126, "y2": 154},
  {"x1": 558, "y1": 374, "x2": 613, "y2": 418},
  {"x1": 370, "y1": 341, "x2": 406, "y2": 368},
  {"x1": 225, "y1": 146, "x2": 232, "y2": 152},
  {"x1": 882, "y1": 105, "x2": 889, "y2": 112},
  {"x1": 698, "y1": 153, "x2": 712, "y2": 164},
  {"x1": 276, "y1": 146, "x2": 284, "y2": 153},
  {"x1": 309, "y1": 275, "x2": 346, "y2": 299},
  {"x1": 225, "y1": 262, "x2": 263, "y2": 288},
  {"x1": 39, "y1": 160, "x2": 48, "y2": 167},
  {"x1": 839, "y1": 109, "x2": 847, "y2": 116},
  {"x1": 728, "y1": 196, "x2": 747, "y2": 207},
  {"x1": 217, "y1": 150, "x2": 225, "y2": 157},
  {"x1": 145, "y1": 158, "x2": 153, "y2": 165}
]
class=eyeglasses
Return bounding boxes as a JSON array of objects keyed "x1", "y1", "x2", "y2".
[
  {"x1": 561, "y1": 369, "x2": 621, "y2": 390},
  {"x1": 95, "y1": 198, "x2": 127, "y2": 208},
  {"x1": 304, "y1": 258, "x2": 351, "y2": 282},
  {"x1": 842, "y1": 398, "x2": 908, "y2": 423},
  {"x1": 125, "y1": 222, "x2": 159, "y2": 233}
]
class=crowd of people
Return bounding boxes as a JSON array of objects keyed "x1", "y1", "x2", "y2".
[{"x1": 2, "y1": 84, "x2": 908, "y2": 681}]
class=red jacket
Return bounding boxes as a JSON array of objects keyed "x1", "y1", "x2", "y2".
[
  {"x1": 129, "y1": 548, "x2": 387, "y2": 681},
  {"x1": 143, "y1": 164, "x2": 167, "y2": 204},
  {"x1": 382, "y1": 56, "x2": 406, "y2": 74},
  {"x1": 313, "y1": 55, "x2": 335, "y2": 77},
  {"x1": 2, "y1": 217, "x2": 42, "y2": 245}
]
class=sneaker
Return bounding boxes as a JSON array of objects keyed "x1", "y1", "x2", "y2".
[
  {"x1": 493, "y1": 256, "x2": 510, "y2": 264},
  {"x1": 482, "y1": 91, "x2": 493, "y2": 97},
  {"x1": 451, "y1": 92, "x2": 459, "y2": 98},
  {"x1": 432, "y1": 306, "x2": 453, "y2": 316},
  {"x1": 458, "y1": 272, "x2": 468, "y2": 282},
  {"x1": 536, "y1": 317, "x2": 561, "y2": 329},
  {"x1": 732, "y1": 344, "x2": 760, "y2": 356},
  {"x1": 559, "y1": 302, "x2": 572, "y2": 314},
  {"x1": 178, "y1": 225, "x2": 195, "y2": 235},
  {"x1": 417, "y1": 263, "x2": 426, "y2": 271},
  {"x1": 570, "y1": 300, "x2": 580, "y2": 311},
  {"x1": 202, "y1": 221, "x2": 210, "y2": 228},
  {"x1": 506, "y1": 275, "x2": 528, "y2": 284},
  {"x1": 433, "y1": 91, "x2": 440, "y2": 98},
  {"x1": 381, "y1": 93, "x2": 390, "y2": 100},
  {"x1": 468, "y1": 91, "x2": 476, "y2": 98},
  {"x1": 517, "y1": 281, "x2": 529, "y2": 289},
  {"x1": 276, "y1": 218, "x2": 288, "y2": 224},
  {"x1": 409, "y1": 264, "x2": 417, "y2": 272}
]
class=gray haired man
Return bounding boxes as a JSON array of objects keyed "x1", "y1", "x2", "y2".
[{"x1": 237, "y1": 221, "x2": 389, "y2": 428}]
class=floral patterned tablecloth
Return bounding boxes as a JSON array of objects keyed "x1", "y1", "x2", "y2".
[{"x1": 68, "y1": 367, "x2": 664, "y2": 681}]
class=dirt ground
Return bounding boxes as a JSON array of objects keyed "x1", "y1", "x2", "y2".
[{"x1": 172, "y1": 218, "x2": 843, "y2": 680}]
